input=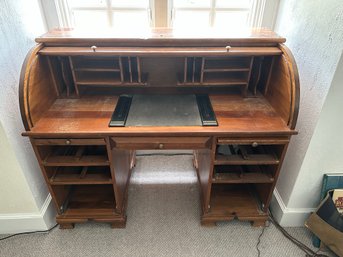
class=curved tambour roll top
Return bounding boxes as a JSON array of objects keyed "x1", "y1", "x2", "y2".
[
  {"x1": 19, "y1": 28, "x2": 299, "y2": 132},
  {"x1": 19, "y1": 44, "x2": 57, "y2": 131},
  {"x1": 265, "y1": 44, "x2": 300, "y2": 130}
]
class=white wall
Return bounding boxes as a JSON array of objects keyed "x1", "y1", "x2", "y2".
[
  {"x1": 0, "y1": 0, "x2": 55, "y2": 233},
  {"x1": 271, "y1": 0, "x2": 343, "y2": 226},
  {"x1": 289, "y1": 52, "x2": 343, "y2": 207},
  {"x1": 0, "y1": 123, "x2": 37, "y2": 214}
]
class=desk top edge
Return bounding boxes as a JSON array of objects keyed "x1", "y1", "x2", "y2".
[{"x1": 36, "y1": 28, "x2": 286, "y2": 45}]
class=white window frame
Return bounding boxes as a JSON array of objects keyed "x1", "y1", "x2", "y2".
[
  {"x1": 170, "y1": 0, "x2": 251, "y2": 28},
  {"x1": 170, "y1": 0, "x2": 279, "y2": 28},
  {"x1": 38, "y1": 0, "x2": 279, "y2": 31},
  {"x1": 48, "y1": 0, "x2": 154, "y2": 28}
]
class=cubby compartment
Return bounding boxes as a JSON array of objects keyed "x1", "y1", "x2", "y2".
[
  {"x1": 215, "y1": 144, "x2": 281, "y2": 165},
  {"x1": 53, "y1": 184, "x2": 116, "y2": 216},
  {"x1": 208, "y1": 184, "x2": 266, "y2": 218},
  {"x1": 68, "y1": 56, "x2": 147, "y2": 96},
  {"x1": 213, "y1": 165, "x2": 275, "y2": 184},
  {"x1": 202, "y1": 71, "x2": 249, "y2": 85},
  {"x1": 183, "y1": 57, "x2": 202, "y2": 83},
  {"x1": 47, "y1": 166, "x2": 112, "y2": 185},
  {"x1": 70, "y1": 56, "x2": 121, "y2": 71},
  {"x1": 121, "y1": 57, "x2": 143, "y2": 83},
  {"x1": 178, "y1": 56, "x2": 253, "y2": 96},
  {"x1": 37, "y1": 145, "x2": 109, "y2": 166},
  {"x1": 203, "y1": 57, "x2": 252, "y2": 72},
  {"x1": 75, "y1": 70, "x2": 122, "y2": 85}
]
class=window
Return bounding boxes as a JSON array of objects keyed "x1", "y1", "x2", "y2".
[
  {"x1": 55, "y1": 0, "x2": 152, "y2": 30},
  {"x1": 172, "y1": 0, "x2": 253, "y2": 30},
  {"x1": 41, "y1": 0, "x2": 279, "y2": 31}
]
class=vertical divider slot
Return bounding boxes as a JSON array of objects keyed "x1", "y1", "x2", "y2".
[
  {"x1": 67, "y1": 57, "x2": 79, "y2": 96},
  {"x1": 244, "y1": 57, "x2": 254, "y2": 97},
  {"x1": 130, "y1": 57, "x2": 138, "y2": 82},
  {"x1": 128, "y1": 57, "x2": 133, "y2": 83},
  {"x1": 119, "y1": 57, "x2": 124, "y2": 83},
  {"x1": 136, "y1": 57, "x2": 142, "y2": 83},
  {"x1": 60, "y1": 57, "x2": 76, "y2": 97},
  {"x1": 183, "y1": 57, "x2": 188, "y2": 83},
  {"x1": 192, "y1": 57, "x2": 196, "y2": 83},
  {"x1": 79, "y1": 166, "x2": 89, "y2": 179},
  {"x1": 187, "y1": 57, "x2": 193, "y2": 82},
  {"x1": 200, "y1": 57, "x2": 205, "y2": 83}
]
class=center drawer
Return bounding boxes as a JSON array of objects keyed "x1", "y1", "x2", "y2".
[{"x1": 111, "y1": 137, "x2": 211, "y2": 149}]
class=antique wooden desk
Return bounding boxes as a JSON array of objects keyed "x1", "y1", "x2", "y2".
[{"x1": 19, "y1": 28, "x2": 299, "y2": 229}]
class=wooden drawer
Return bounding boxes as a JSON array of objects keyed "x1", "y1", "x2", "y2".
[
  {"x1": 217, "y1": 137, "x2": 289, "y2": 146},
  {"x1": 32, "y1": 138, "x2": 106, "y2": 146},
  {"x1": 111, "y1": 137, "x2": 211, "y2": 149}
]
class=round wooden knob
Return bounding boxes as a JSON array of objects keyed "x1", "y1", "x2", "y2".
[
  {"x1": 252, "y1": 142, "x2": 258, "y2": 147},
  {"x1": 91, "y1": 45, "x2": 97, "y2": 52},
  {"x1": 158, "y1": 143, "x2": 164, "y2": 149},
  {"x1": 225, "y1": 45, "x2": 231, "y2": 52},
  {"x1": 65, "y1": 139, "x2": 71, "y2": 145}
]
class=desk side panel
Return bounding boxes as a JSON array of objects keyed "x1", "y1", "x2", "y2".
[
  {"x1": 108, "y1": 141, "x2": 131, "y2": 213},
  {"x1": 264, "y1": 44, "x2": 299, "y2": 129},
  {"x1": 279, "y1": 45, "x2": 300, "y2": 129},
  {"x1": 19, "y1": 44, "x2": 58, "y2": 131},
  {"x1": 196, "y1": 147, "x2": 214, "y2": 213}
]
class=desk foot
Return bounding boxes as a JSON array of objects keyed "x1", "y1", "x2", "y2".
[
  {"x1": 110, "y1": 221, "x2": 126, "y2": 228},
  {"x1": 59, "y1": 223, "x2": 75, "y2": 229},
  {"x1": 201, "y1": 213, "x2": 268, "y2": 227},
  {"x1": 251, "y1": 219, "x2": 267, "y2": 227},
  {"x1": 201, "y1": 220, "x2": 217, "y2": 227},
  {"x1": 56, "y1": 215, "x2": 127, "y2": 229}
]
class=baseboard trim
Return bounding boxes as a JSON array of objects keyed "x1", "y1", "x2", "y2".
[
  {"x1": 270, "y1": 189, "x2": 316, "y2": 227},
  {"x1": 0, "y1": 194, "x2": 56, "y2": 234}
]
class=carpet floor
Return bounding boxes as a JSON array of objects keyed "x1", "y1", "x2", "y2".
[{"x1": 0, "y1": 155, "x2": 336, "y2": 257}]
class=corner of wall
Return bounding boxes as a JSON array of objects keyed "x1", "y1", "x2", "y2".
[
  {"x1": 270, "y1": 189, "x2": 316, "y2": 227},
  {"x1": 0, "y1": 194, "x2": 55, "y2": 234}
]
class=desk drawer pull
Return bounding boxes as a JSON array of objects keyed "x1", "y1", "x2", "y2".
[
  {"x1": 252, "y1": 142, "x2": 258, "y2": 147},
  {"x1": 65, "y1": 139, "x2": 71, "y2": 145},
  {"x1": 91, "y1": 45, "x2": 97, "y2": 52},
  {"x1": 158, "y1": 143, "x2": 164, "y2": 149}
]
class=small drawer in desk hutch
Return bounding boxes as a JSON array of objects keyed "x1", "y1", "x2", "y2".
[{"x1": 19, "y1": 28, "x2": 300, "y2": 229}]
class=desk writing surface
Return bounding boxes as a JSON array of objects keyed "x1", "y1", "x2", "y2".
[{"x1": 27, "y1": 94, "x2": 294, "y2": 137}]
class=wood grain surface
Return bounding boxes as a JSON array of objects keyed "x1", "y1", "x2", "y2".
[{"x1": 25, "y1": 94, "x2": 295, "y2": 137}]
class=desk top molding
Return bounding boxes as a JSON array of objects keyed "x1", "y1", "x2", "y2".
[{"x1": 36, "y1": 28, "x2": 286, "y2": 47}]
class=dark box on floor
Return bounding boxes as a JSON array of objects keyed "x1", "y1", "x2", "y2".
[{"x1": 305, "y1": 190, "x2": 343, "y2": 257}]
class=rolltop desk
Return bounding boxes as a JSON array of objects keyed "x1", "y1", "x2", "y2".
[{"x1": 19, "y1": 28, "x2": 299, "y2": 229}]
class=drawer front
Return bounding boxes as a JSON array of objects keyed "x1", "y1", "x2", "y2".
[
  {"x1": 32, "y1": 138, "x2": 106, "y2": 146},
  {"x1": 111, "y1": 137, "x2": 211, "y2": 150},
  {"x1": 217, "y1": 137, "x2": 289, "y2": 146}
]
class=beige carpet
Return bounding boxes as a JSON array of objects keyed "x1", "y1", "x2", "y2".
[{"x1": 0, "y1": 155, "x2": 336, "y2": 257}]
